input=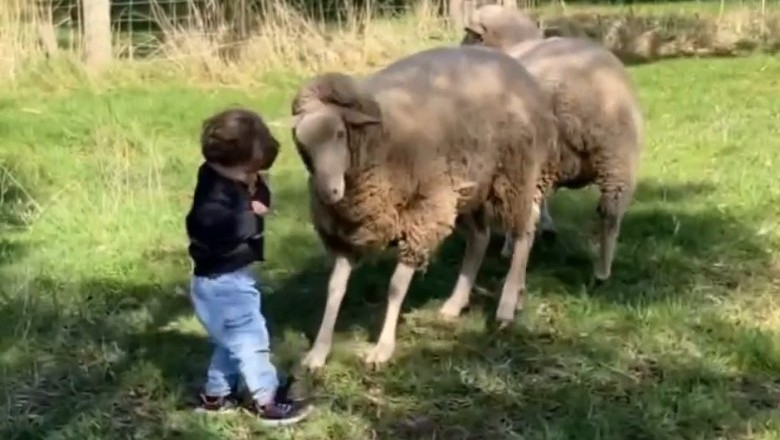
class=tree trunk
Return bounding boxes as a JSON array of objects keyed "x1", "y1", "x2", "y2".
[{"x1": 81, "y1": 0, "x2": 112, "y2": 69}]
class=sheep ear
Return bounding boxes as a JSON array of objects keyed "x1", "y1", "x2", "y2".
[
  {"x1": 465, "y1": 23, "x2": 485, "y2": 36},
  {"x1": 339, "y1": 108, "x2": 380, "y2": 126}
]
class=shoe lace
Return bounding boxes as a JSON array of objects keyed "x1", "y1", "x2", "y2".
[
  {"x1": 274, "y1": 402, "x2": 292, "y2": 414},
  {"x1": 260, "y1": 401, "x2": 293, "y2": 417},
  {"x1": 200, "y1": 394, "x2": 224, "y2": 408}
]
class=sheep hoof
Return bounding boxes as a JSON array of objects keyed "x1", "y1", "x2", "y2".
[
  {"x1": 301, "y1": 347, "x2": 328, "y2": 371},
  {"x1": 363, "y1": 341, "x2": 395, "y2": 368},
  {"x1": 588, "y1": 274, "x2": 608, "y2": 291},
  {"x1": 495, "y1": 318, "x2": 514, "y2": 331},
  {"x1": 495, "y1": 308, "x2": 515, "y2": 327},
  {"x1": 438, "y1": 299, "x2": 467, "y2": 319},
  {"x1": 592, "y1": 269, "x2": 611, "y2": 284}
]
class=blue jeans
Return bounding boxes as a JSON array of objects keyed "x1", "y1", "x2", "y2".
[{"x1": 189, "y1": 266, "x2": 279, "y2": 404}]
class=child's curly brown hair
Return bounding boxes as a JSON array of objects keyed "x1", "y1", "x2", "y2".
[{"x1": 200, "y1": 108, "x2": 280, "y2": 172}]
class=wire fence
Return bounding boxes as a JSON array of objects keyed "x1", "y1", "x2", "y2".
[
  {"x1": 49, "y1": 0, "x2": 433, "y2": 30},
  {"x1": 43, "y1": 0, "x2": 440, "y2": 58},
  {"x1": 49, "y1": 0, "x2": 778, "y2": 30},
  {"x1": 33, "y1": 0, "x2": 780, "y2": 61}
]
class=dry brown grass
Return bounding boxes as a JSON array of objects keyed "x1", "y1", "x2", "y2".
[
  {"x1": 147, "y1": 0, "x2": 453, "y2": 82},
  {"x1": 0, "y1": 0, "x2": 779, "y2": 85},
  {"x1": 0, "y1": 0, "x2": 454, "y2": 85},
  {"x1": 0, "y1": 0, "x2": 44, "y2": 81}
]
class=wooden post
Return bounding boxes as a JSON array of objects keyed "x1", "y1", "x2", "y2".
[
  {"x1": 81, "y1": 0, "x2": 112, "y2": 69},
  {"x1": 449, "y1": 0, "x2": 466, "y2": 29},
  {"x1": 36, "y1": 3, "x2": 59, "y2": 58}
]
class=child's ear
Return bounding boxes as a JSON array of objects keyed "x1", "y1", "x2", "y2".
[{"x1": 252, "y1": 135, "x2": 279, "y2": 171}]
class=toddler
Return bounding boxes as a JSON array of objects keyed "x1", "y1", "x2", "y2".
[{"x1": 185, "y1": 108, "x2": 310, "y2": 425}]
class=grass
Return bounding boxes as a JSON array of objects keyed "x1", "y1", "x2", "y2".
[
  {"x1": 1, "y1": 52, "x2": 780, "y2": 439},
  {"x1": 2, "y1": 2, "x2": 780, "y2": 440}
]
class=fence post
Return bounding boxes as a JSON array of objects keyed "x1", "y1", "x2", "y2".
[
  {"x1": 449, "y1": 0, "x2": 466, "y2": 29},
  {"x1": 81, "y1": 0, "x2": 112, "y2": 69}
]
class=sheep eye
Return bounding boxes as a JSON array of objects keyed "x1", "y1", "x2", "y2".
[{"x1": 335, "y1": 130, "x2": 346, "y2": 140}]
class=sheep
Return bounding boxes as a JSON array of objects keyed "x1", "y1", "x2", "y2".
[
  {"x1": 460, "y1": 5, "x2": 644, "y2": 287},
  {"x1": 461, "y1": 4, "x2": 543, "y2": 50},
  {"x1": 290, "y1": 45, "x2": 558, "y2": 369}
]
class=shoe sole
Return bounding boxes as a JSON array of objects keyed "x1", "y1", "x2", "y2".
[
  {"x1": 192, "y1": 405, "x2": 239, "y2": 414},
  {"x1": 256, "y1": 405, "x2": 314, "y2": 427}
]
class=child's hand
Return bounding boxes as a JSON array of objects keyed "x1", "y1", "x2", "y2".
[{"x1": 251, "y1": 200, "x2": 268, "y2": 216}]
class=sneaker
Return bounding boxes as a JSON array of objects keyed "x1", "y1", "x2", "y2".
[
  {"x1": 251, "y1": 400, "x2": 312, "y2": 426},
  {"x1": 193, "y1": 392, "x2": 239, "y2": 413},
  {"x1": 274, "y1": 374, "x2": 310, "y2": 404}
]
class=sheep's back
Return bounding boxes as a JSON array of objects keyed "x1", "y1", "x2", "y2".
[
  {"x1": 509, "y1": 37, "x2": 643, "y2": 160},
  {"x1": 363, "y1": 46, "x2": 552, "y2": 188}
]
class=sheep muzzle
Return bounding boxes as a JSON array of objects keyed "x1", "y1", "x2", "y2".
[{"x1": 314, "y1": 172, "x2": 346, "y2": 205}]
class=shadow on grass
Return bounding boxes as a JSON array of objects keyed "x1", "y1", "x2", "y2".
[
  {"x1": 1, "y1": 177, "x2": 776, "y2": 439},
  {"x1": 0, "y1": 163, "x2": 34, "y2": 272},
  {"x1": 519, "y1": 178, "x2": 769, "y2": 305},
  {"x1": 4, "y1": 275, "x2": 779, "y2": 440},
  {"x1": 356, "y1": 322, "x2": 780, "y2": 439},
  {"x1": 0, "y1": 272, "x2": 281, "y2": 439},
  {"x1": 0, "y1": 162, "x2": 38, "y2": 313},
  {"x1": 0, "y1": 275, "x2": 202, "y2": 439},
  {"x1": 263, "y1": 177, "x2": 770, "y2": 342},
  {"x1": 247, "y1": 176, "x2": 779, "y2": 439},
  {"x1": 5, "y1": 283, "x2": 778, "y2": 440}
]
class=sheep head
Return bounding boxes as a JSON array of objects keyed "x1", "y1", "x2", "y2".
[
  {"x1": 291, "y1": 72, "x2": 381, "y2": 205},
  {"x1": 461, "y1": 5, "x2": 543, "y2": 50}
]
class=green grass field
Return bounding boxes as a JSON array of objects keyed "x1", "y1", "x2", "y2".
[{"x1": 2, "y1": 34, "x2": 780, "y2": 440}]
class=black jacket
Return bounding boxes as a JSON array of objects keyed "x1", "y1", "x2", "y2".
[{"x1": 185, "y1": 163, "x2": 271, "y2": 277}]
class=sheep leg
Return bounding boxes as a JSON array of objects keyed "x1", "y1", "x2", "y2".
[
  {"x1": 364, "y1": 261, "x2": 416, "y2": 367},
  {"x1": 594, "y1": 185, "x2": 633, "y2": 281},
  {"x1": 439, "y1": 211, "x2": 490, "y2": 319},
  {"x1": 538, "y1": 197, "x2": 557, "y2": 240},
  {"x1": 301, "y1": 255, "x2": 353, "y2": 371},
  {"x1": 500, "y1": 196, "x2": 555, "y2": 258},
  {"x1": 495, "y1": 201, "x2": 540, "y2": 325},
  {"x1": 500, "y1": 231, "x2": 514, "y2": 258},
  {"x1": 364, "y1": 185, "x2": 458, "y2": 366}
]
